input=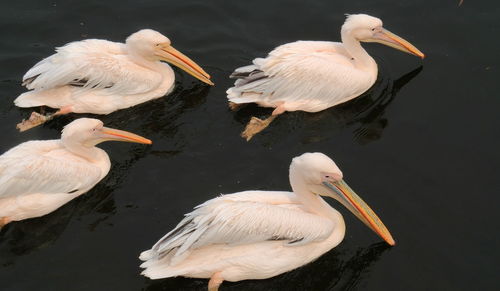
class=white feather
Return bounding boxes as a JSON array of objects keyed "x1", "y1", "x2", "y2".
[
  {"x1": 227, "y1": 41, "x2": 376, "y2": 113},
  {"x1": 148, "y1": 191, "x2": 335, "y2": 262},
  {"x1": 0, "y1": 140, "x2": 102, "y2": 199},
  {"x1": 23, "y1": 39, "x2": 162, "y2": 96}
]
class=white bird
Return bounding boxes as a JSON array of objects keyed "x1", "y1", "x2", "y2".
[
  {"x1": 139, "y1": 152, "x2": 394, "y2": 291},
  {"x1": 14, "y1": 29, "x2": 213, "y2": 131},
  {"x1": 227, "y1": 14, "x2": 424, "y2": 140},
  {"x1": 0, "y1": 118, "x2": 151, "y2": 228}
]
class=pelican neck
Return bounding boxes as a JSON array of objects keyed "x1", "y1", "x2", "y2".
[
  {"x1": 341, "y1": 33, "x2": 377, "y2": 74},
  {"x1": 61, "y1": 139, "x2": 102, "y2": 162},
  {"x1": 126, "y1": 48, "x2": 165, "y2": 72},
  {"x1": 290, "y1": 177, "x2": 340, "y2": 221}
]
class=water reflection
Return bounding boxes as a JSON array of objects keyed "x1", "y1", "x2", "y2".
[
  {"x1": 142, "y1": 242, "x2": 390, "y2": 291},
  {"x1": 323, "y1": 242, "x2": 391, "y2": 290},
  {"x1": 35, "y1": 80, "x2": 210, "y2": 139},
  {"x1": 102, "y1": 82, "x2": 210, "y2": 136},
  {"x1": 0, "y1": 155, "x2": 132, "y2": 262},
  {"x1": 234, "y1": 65, "x2": 422, "y2": 145},
  {"x1": 349, "y1": 66, "x2": 423, "y2": 145},
  {"x1": 0, "y1": 202, "x2": 75, "y2": 262}
]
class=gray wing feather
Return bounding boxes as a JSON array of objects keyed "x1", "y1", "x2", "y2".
[{"x1": 147, "y1": 193, "x2": 335, "y2": 262}]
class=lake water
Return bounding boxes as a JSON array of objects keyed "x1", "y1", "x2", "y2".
[{"x1": 0, "y1": 0, "x2": 498, "y2": 290}]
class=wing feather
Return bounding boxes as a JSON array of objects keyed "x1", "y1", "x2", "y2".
[
  {"x1": 147, "y1": 191, "x2": 335, "y2": 262},
  {"x1": 227, "y1": 41, "x2": 375, "y2": 112},
  {"x1": 23, "y1": 39, "x2": 162, "y2": 95},
  {"x1": 0, "y1": 141, "x2": 103, "y2": 199}
]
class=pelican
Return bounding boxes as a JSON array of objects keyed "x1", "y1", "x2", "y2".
[
  {"x1": 14, "y1": 29, "x2": 213, "y2": 131},
  {"x1": 139, "y1": 152, "x2": 394, "y2": 291},
  {"x1": 0, "y1": 118, "x2": 151, "y2": 228},
  {"x1": 227, "y1": 14, "x2": 424, "y2": 140}
]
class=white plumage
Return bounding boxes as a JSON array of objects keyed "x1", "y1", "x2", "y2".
[
  {"x1": 22, "y1": 39, "x2": 162, "y2": 98},
  {"x1": 0, "y1": 141, "x2": 102, "y2": 199},
  {"x1": 228, "y1": 41, "x2": 374, "y2": 113},
  {"x1": 227, "y1": 14, "x2": 424, "y2": 140},
  {"x1": 142, "y1": 191, "x2": 335, "y2": 262},
  {"x1": 14, "y1": 29, "x2": 213, "y2": 130},
  {"x1": 0, "y1": 118, "x2": 151, "y2": 227},
  {"x1": 140, "y1": 152, "x2": 395, "y2": 290}
]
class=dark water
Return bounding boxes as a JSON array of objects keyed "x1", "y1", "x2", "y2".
[{"x1": 0, "y1": 0, "x2": 498, "y2": 290}]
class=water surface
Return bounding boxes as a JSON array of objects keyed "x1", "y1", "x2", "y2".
[{"x1": 0, "y1": 1, "x2": 498, "y2": 290}]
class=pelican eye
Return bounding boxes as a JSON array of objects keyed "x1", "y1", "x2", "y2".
[
  {"x1": 323, "y1": 174, "x2": 338, "y2": 182},
  {"x1": 371, "y1": 28, "x2": 375, "y2": 31}
]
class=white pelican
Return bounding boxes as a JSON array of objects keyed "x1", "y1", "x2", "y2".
[
  {"x1": 14, "y1": 29, "x2": 213, "y2": 131},
  {"x1": 227, "y1": 14, "x2": 424, "y2": 140},
  {"x1": 0, "y1": 118, "x2": 151, "y2": 228},
  {"x1": 139, "y1": 152, "x2": 394, "y2": 290}
]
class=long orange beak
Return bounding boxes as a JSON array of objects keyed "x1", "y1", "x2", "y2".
[
  {"x1": 100, "y1": 127, "x2": 152, "y2": 144},
  {"x1": 365, "y1": 28, "x2": 425, "y2": 59},
  {"x1": 155, "y1": 43, "x2": 214, "y2": 85},
  {"x1": 323, "y1": 180, "x2": 395, "y2": 246}
]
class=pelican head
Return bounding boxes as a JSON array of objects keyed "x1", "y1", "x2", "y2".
[
  {"x1": 342, "y1": 14, "x2": 424, "y2": 59},
  {"x1": 126, "y1": 29, "x2": 213, "y2": 85},
  {"x1": 61, "y1": 118, "x2": 152, "y2": 147},
  {"x1": 290, "y1": 152, "x2": 395, "y2": 246}
]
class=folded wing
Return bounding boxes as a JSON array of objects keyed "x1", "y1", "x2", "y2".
[
  {"x1": 227, "y1": 41, "x2": 372, "y2": 111},
  {"x1": 22, "y1": 39, "x2": 163, "y2": 95},
  {"x1": 141, "y1": 191, "x2": 335, "y2": 264},
  {"x1": 0, "y1": 141, "x2": 102, "y2": 199}
]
